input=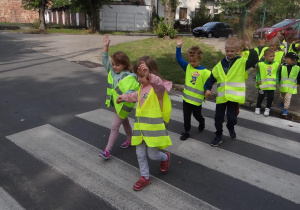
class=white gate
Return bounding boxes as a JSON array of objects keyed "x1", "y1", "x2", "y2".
[{"x1": 100, "y1": 5, "x2": 151, "y2": 31}]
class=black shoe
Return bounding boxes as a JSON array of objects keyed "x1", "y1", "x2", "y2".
[
  {"x1": 198, "y1": 123, "x2": 205, "y2": 132},
  {"x1": 211, "y1": 136, "x2": 222, "y2": 147},
  {"x1": 180, "y1": 132, "x2": 190, "y2": 141},
  {"x1": 228, "y1": 128, "x2": 236, "y2": 139}
]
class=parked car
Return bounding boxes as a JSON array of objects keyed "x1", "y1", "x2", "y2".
[
  {"x1": 192, "y1": 22, "x2": 233, "y2": 38},
  {"x1": 253, "y1": 19, "x2": 300, "y2": 41}
]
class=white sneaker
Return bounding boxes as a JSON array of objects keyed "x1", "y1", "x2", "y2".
[
  {"x1": 255, "y1": 108, "x2": 260, "y2": 115},
  {"x1": 264, "y1": 108, "x2": 270, "y2": 116}
]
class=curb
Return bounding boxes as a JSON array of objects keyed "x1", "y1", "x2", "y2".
[{"x1": 172, "y1": 84, "x2": 300, "y2": 122}]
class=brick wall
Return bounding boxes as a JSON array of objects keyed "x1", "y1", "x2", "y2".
[{"x1": 0, "y1": 0, "x2": 39, "y2": 23}]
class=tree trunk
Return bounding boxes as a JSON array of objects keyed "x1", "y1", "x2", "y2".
[
  {"x1": 38, "y1": 0, "x2": 47, "y2": 31},
  {"x1": 88, "y1": 0, "x2": 99, "y2": 32},
  {"x1": 164, "y1": 0, "x2": 175, "y2": 25}
]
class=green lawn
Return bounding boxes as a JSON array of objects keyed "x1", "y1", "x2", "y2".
[{"x1": 108, "y1": 37, "x2": 224, "y2": 84}]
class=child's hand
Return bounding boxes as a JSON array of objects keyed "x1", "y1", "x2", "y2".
[
  {"x1": 253, "y1": 67, "x2": 258, "y2": 72},
  {"x1": 205, "y1": 90, "x2": 211, "y2": 98},
  {"x1": 138, "y1": 61, "x2": 150, "y2": 79},
  {"x1": 177, "y1": 37, "x2": 184, "y2": 47},
  {"x1": 103, "y1": 34, "x2": 110, "y2": 52},
  {"x1": 116, "y1": 95, "x2": 123, "y2": 104},
  {"x1": 258, "y1": 81, "x2": 261, "y2": 85},
  {"x1": 244, "y1": 34, "x2": 252, "y2": 49}
]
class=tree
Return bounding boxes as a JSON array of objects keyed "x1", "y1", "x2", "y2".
[
  {"x1": 191, "y1": 1, "x2": 212, "y2": 29},
  {"x1": 70, "y1": 0, "x2": 110, "y2": 32},
  {"x1": 161, "y1": 0, "x2": 180, "y2": 25},
  {"x1": 252, "y1": 0, "x2": 300, "y2": 25},
  {"x1": 217, "y1": 0, "x2": 251, "y2": 15},
  {"x1": 22, "y1": 0, "x2": 50, "y2": 31}
]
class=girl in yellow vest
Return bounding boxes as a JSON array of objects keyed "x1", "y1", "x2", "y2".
[
  {"x1": 117, "y1": 56, "x2": 172, "y2": 191},
  {"x1": 278, "y1": 52, "x2": 300, "y2": 116},
  {"x1": 254, "y1": 49, "x2": 280, "y2": 116},
  {"x1": 100, "y1": 34, "x2": 139, "y2": 159}
]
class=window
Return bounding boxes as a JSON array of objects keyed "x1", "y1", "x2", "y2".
[
  {"x1": 179, "y1": 8, "x2": 187, "y2": 19},
  {"x1": 206, "y1": 9, "x2": 211, "y2": 14},
  {"x1": 214, "y1": 9, "x2": 218, "y2": 14}
]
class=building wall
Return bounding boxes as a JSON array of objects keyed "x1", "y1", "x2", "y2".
[{"x1": 0, "y1": 0, "x2": 39, "y2": 23}]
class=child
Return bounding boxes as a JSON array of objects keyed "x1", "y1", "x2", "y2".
[
  {"x1": 278, "y1": 52, "x2": 300, "y2": 116},
  {"x1": 269, "y1": 37, "x2": 285, "y2": 65},
  {"x1": 254, "y1": 49, "x2": 280, "y2": 116},
  {"x1": 254, "y1": 37, "x2": 268, "y2": 61},
  {"x1": 288, "y1": 36, "x2": 300, "y2": 66},
  {"x1": 100, "y1": 34, "x2": 140, "y2": 159},
  {"x1": 205, "y1": 36, "x2": 258, "y2": 147},
  {"x1": 176, "y1": 37, "x2": 211, "y2": 140},
  {"x1": 117, "y1": 56, "x2": 172, "y2": 191}
]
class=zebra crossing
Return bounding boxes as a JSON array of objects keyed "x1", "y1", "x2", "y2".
[{"x1": 4, "y1": 93, "x2": 300, "y2": 209}]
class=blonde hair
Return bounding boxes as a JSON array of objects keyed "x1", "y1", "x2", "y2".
[
  {"x1": 133, "y1": 56, "x2": 161, "y2": 77},
  {"x1": 269, "y1": 37, "x2": 280, "y2": 47},
  {"x1": 188, "y1": 46, "x2": 203, "y2": 59},
  {"x1": 225, "y1": 37, "x2": 240, "y2": 48},
  {"x1": 111, "y1": 51, "x2": 132, "y2": 72},
  {"x1": 264, "y1": 48, "x2": 275, "y2": 56}
]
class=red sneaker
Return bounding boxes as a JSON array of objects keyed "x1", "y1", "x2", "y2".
[
  {"x1": 133, "y1": 176, "x2": 151, "y2": 191},
  {"x1": 160, "y1": 152, "x2": 170, "y2": 174}
]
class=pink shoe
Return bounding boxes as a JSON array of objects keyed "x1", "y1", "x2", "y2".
[
  {"x1": 99, "y1": 149, "x2": 110, "y2": 160},
  {"x1": 120, "y1": 140, "x2": 131, "y2": 149}
]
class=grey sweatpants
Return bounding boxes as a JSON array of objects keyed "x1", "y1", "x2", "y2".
[{"x1": 136, "y1": 141, "x2": 167, "y2": 179}]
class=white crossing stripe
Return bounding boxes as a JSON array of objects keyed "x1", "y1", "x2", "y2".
[
  {"x1": 170, "y1": 107, "x2": 300, "y2": 160},
  {"x1": 0, "y1": 187, "x2": 25, "y2": 210},
  {"x1": 169, "y1": 94, "x2": 300, "y2": 133},
  {"x1": 6, "y1": 124, "x2": 218, "y2": 210},
  {"x1": 77, "y1": 108, "x2": 300, "y2": 204}
]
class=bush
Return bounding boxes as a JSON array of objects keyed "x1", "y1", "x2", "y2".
[
  {"x1": 153, "y1": 17, "x2": 178, "y2": 39},
  {"x1": 191, "y1": 13, "x2": 212, "y2": 29},
  {"x1": 32, "y1": 19, "x2": 40, "y2": 29}
]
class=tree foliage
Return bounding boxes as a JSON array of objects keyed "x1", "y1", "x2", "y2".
[
  {"x1": 251, "y1": 0, "x2": 300, "y2": 26},
  {"x1": 70, "y1": 0, "x2": 111, "y2": 31},
  {"x1": 191, "y1": 1, "x2": 212, "y2": 29},
  {"x1": 217, "y1": 0, "x2": 251, "y2": 15},
  {"x1": 22, "y1": 0, "x2": 50, "y2": 31}
]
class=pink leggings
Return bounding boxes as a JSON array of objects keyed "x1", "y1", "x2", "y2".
[{"x1": 105, "y1": 113, "x2": 132, "y2": 151}]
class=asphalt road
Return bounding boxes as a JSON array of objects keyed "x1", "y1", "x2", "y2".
[{"x1": 1, "y1": 32, "x2": 300, "y2": 210}]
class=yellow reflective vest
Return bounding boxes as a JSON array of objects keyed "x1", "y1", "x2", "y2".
[
  {"x1": 280, "y1": 65, "x2": 300, "y2": 94},
  {"x1": 257, "y1": 61, "x2": 280, "y2": 90},
  {"x1": 255, "y1": 47, "x2": 268, "y2": 60},
  {"x1": 212, "y1": 57, "x2": 247, "y2": 104},
  {"x1": 274, "y1": 51, "x2": 284, "y2": 64},
  {"x1": 288, "y1": 43, "x2": 300, "y2": 63},
  {"x1": 106, "y1": 71, "x2": 139, "y2": 119},
  {"x1": 132, "y1": 87, "x2": 172, "y2": 150},
  {"x1": 183, "y1": 64, "x2": 211, "y2": 106}
]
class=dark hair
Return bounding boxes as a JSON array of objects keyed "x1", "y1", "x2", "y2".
[
  {"x1": 111, "y1": 51, "x2": 132, "y2": 72},
  {"x1": 188, "y1": 46, "x2": 203, "y2": 59},
  {"x1": 264, "y1": 48, "x2": 275, "y2": 56},
  {"x1": 133, "y1": 56, "x2": 161, "y2": 77}
]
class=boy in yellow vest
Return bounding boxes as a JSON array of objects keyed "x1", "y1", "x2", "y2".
[
  {"x1": 205, "y1": 36, "x2": 258, "y2": 147},
  {"x1": 176, "y1": 37, "x2": 211, "y2": 140},
  {"x1": 278, "y1": 52, "x2": 300, "y2": 116},
  {"x1": 255, "y1": 37, "x2": 268, "y2": 61},
  {"x1": 254, "y1": 49, "x2": 280, "y2": 116},
  {"x1": 268, "y1": 38, "x2": 285, "y2": 65}
]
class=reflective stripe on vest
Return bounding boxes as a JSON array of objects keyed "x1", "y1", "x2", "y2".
[
  {"x1": 257, "y1": 61, "x2": 280, "y2": 90},
  {"x1": 280, "y1": 65, "x2": 300, "y2": 94},
  {"x1": 132, "y1": 88, "x2": 172, "y2": 150},
  {"x1": 212, "y1": 58, "x2": 247, "y2": 104},
  {"x1": 105, "y1": 71, "x2": 139, "y2": 119},
  {"x1": 183, "y1": 64, "x2": 211, "y2": 106}
]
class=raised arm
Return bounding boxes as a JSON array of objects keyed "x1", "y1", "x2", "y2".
[
  {"x1": 101, "y1": 34, "x2": 113, "y2": 73},
  {"x1": 176, "y1": 37, "x2": 189, "y2": 71}
]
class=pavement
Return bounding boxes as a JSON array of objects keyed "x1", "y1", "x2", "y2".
[{"x1": 1, "y1": 31, "x2": 299, "y2": 121}]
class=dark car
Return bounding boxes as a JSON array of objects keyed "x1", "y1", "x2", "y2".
[
  {"x1": 192, "y1": 22, "x2": 233, "y2": 38},
  {"x1": 253, "y1": 19, "x2": 300, "y2": 41}
]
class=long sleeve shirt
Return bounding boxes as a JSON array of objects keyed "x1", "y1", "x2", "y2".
[
  {"x1": 176, "y1": 47, "x2": 208, "y2": 90},
  {"x1": 206, "y1": 49, "x2": 259, "y2": 90},
  {"x1": 101, "y1": 52, "x2": 137, "y2": 91},
  {"x1": 120, "y1": 74, "x2": 172, "y2": 108}
]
